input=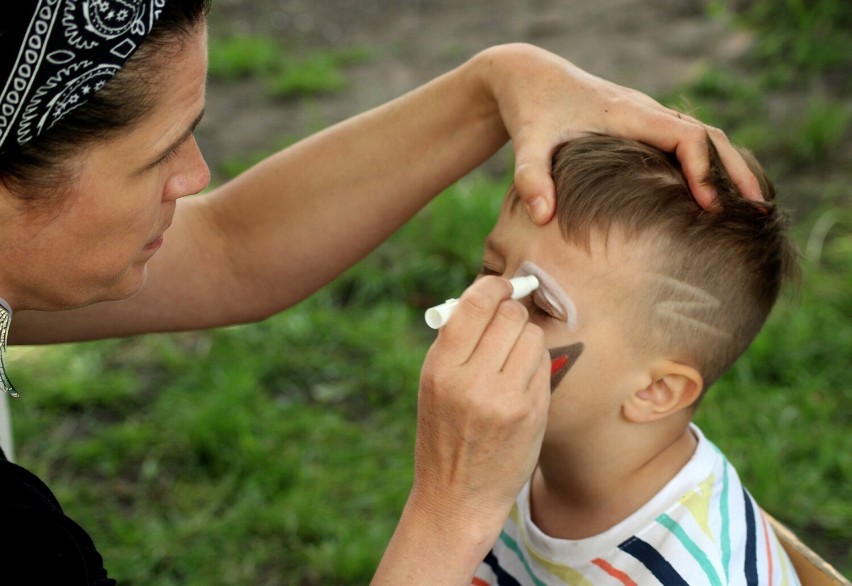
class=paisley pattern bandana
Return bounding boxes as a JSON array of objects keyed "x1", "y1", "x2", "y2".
[{"x1": 0, "y1": 0, "x2": 165, "y2": 155}]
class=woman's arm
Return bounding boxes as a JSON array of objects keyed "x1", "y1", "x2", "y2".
[{"x1": 11, "y1": 44, "x2": 759, "y2": 344}]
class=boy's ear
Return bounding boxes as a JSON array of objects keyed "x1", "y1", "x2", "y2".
[{"x1": 623, "y1": 360, "x2": 704, "y2": 423}]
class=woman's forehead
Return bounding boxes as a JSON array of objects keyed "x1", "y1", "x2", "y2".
[{"x1": 109, "y1": 31, "x2": 208, "y2": 160}]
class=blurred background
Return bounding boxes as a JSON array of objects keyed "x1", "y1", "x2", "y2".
[{"x1": 7, "y1": 0, "x2": 850, "y2": 583}]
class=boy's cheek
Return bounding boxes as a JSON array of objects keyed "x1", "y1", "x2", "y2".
[{"x1": 549, "y1": 343, "x2": 585, "y2": 392}]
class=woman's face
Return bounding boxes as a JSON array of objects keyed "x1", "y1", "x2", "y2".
[{"x1": 2, "y1": 25, "x2": 210, "y2": 311}]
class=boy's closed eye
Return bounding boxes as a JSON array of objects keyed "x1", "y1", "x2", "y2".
[
  {"x1": 477, "y1": 265, "x2": 501, "y2": 278},
  {"x1": 526, "y1": 291, "x2": 559, "y2": 321}
]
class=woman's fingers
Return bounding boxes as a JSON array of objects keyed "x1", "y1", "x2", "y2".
[
  {"x1": 502, "y1": 325, "x2": 550, "y2": 394},
  {"x1": 434, "y1": 276, "x2": 520, "y2": 363},
  {"x1": 513, "y1": 151, "x2": 556, "y2": 225},
  {"x1": 629, "y1": 107, "x2": 764, "y2": 207},
  {"x1": 478, "y1": 44, "x2": 764, "y2": 221},
  {"x1": 465, "y1": 294, "x2": 531, "y2": 372}
]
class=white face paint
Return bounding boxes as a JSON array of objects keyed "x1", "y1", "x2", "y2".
[{"x1": 514, "y1": 260, "x2": 578, "y2": 330}]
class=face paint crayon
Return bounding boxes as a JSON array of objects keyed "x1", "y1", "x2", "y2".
[
  {"x1": 549, "y1": 342, "x2": 584, "y2": 392},
  {"x1": 424, "y1": 275, "x2": 539, "y2": 329}
]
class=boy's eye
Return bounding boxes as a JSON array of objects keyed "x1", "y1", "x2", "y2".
[
  {"x1": 527, "y1": 300, "x2": 556, "y2": 320},
  {"x1": 528, "y1": 290, "x2": 558, "y2": 320},
  {"x1": 478, "y1": 266, "x2": 501, "y2": 277}
]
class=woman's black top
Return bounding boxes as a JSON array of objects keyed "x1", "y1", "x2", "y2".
[{"x1": 0, "y1": 447, "x2": 115, "y2": 585}]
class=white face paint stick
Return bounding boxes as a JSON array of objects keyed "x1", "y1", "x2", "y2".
[{"x1": 424, "y1": 275, "x2": 540, "y2": 329}]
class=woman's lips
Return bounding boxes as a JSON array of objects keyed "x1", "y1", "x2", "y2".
[{"x1": 144, "y1": 234, "x2": 164, "y2": 252}]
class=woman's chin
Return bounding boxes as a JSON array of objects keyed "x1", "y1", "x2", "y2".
[
  {"x1": 109, "y1": 266, "x2": 148, "y2": 301},
  {"x1": 79, "y1": 265, "x2": 148, "y2": 307}
]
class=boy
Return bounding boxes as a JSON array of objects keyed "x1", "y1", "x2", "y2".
[{"x1": 472, "y1": 136, "x2": 800, "y2": 585}]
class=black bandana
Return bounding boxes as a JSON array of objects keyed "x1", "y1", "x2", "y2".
[{"x1": 0, "y1": 0, "x2": 165, "y2": 155}]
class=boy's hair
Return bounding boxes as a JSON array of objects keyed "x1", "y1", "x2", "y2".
[{"x1": 513, "y1": 135, "x2": 798, "y2": 391}]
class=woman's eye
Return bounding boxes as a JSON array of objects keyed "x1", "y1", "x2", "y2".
[{"x1": 156, "y1": 146, "x2": 181, "y2": 166}]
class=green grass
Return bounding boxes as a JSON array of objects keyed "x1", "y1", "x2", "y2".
[
  {"x1": 667, "y1": 73, "x2": 852, "y2": 174},
  {"x1": 668, "y1": 0, "x2": 852, "y2": 177},
  {"x1": 709, "y1": 0, "x2": 852, "y2": 85},
  {"x1": 207, "y1": 35, "x2": 281, "y2": 79},
  {"x1": 11, "y1": 299, "x2": 426, "y2": 584},
  {"x1": 208, "y1": 35, "x2": 373, "y2": 98},
  {"x1": 268, "y1": 47, "x2": 372, "y2": 98}
]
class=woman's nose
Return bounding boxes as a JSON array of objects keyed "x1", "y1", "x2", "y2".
[{"x1": 164, "y1": 136, "x2": 210, "y2": 201}]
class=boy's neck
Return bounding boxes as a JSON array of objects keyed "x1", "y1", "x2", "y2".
[{"x1": 530, "y1": 422, "x2": 697, "y2": 540}]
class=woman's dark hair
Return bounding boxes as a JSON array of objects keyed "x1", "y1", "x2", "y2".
[{"x1": 0, "y1": 0, "x2": 211, "y2": 203}]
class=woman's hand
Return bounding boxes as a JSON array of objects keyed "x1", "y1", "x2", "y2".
[
  {"x1": 471, "y1": 43, "x2": 763, "y2": 222},
  {"x1": 373, "y1": 277, "x2": 550, "y2": 584},
  {"x1": 415, "y1": 275, "x2": 550, "y2": 527}
]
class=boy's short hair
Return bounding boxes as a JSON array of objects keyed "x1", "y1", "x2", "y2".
[{"x1": 511, "y1": 135, "x2": 798, "y2": 391}]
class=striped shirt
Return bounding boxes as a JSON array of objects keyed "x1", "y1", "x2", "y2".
[{"x1": 473, "y1": 425, "x2": 799, "y2": 585}]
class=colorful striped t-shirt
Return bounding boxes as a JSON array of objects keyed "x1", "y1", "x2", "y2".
[{"x1": 473, "y1": 425, "x2": 799, "y2": 585}]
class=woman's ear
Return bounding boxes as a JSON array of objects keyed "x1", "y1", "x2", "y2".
[{"x1": 623, "y1": 360, "x2": 704, "y2": 423}]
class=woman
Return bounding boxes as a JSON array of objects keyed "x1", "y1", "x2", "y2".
[{"x1": 0, "y1": 1, "x2": 762, "y2": 583}]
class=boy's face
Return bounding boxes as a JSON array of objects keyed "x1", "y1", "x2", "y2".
[{"x1": 480, "y1": 195, "x2": 654, "y2": 441}]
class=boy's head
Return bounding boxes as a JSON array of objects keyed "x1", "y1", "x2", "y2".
[{"x1": 487, "y1": 135, "x2": 797, "y2": 426}]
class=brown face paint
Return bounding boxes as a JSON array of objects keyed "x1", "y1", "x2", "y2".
[{"x1": 549, "y1": 343, "x2": 584, "y2": 392}]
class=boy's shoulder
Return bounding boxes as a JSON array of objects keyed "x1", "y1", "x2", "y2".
[{"x1": 475, "y1": 426, "x2": 800, "y2": 585}]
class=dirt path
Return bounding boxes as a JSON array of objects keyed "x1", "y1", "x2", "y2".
[{"x1": 199, "y1": 0, "x2": 751, "y2": 179}]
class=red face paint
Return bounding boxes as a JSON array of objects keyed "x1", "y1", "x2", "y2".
[
  {"x1": 551, "y1": 354, "x2": 569, "y2": 376},
  {"x1": 548, "y1": 342, "x2": 584, "y2": 392}
]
